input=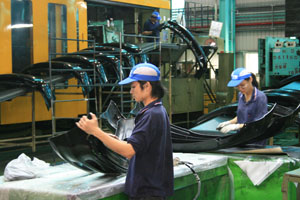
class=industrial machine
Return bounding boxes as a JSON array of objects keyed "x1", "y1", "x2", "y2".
[
  {"x1": 88, "y1": 20, "x2": 124, "y2": 44},
  {"x1": 0, "y1": 0, "x2": 89, "y2": 125},
  {"x1": 258, "y1": 37, "x2": 300, "y2": 88}
]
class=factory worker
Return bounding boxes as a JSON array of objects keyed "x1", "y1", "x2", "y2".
[
  {"x1": 142, "y1": 11, "x2": 161, "y2": 42},
  {"x1": 76, "y1": 63, "x2": 174, "y2": 200},
  {"x1": 217, "y1": 68, "x2": 268, "y2": 145}
]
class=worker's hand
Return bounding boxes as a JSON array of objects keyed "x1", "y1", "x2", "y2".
[
  {"x1": 76, "y1": 113, "x2": 99, "y2": 135},
  {"x1": 220, "y1": 124, "x2": 243, "y2": 134},
  {"x1": 216, "y1": 121, "x2": 231, "y2": 130}
]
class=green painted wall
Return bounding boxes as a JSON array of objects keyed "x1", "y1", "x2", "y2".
[
  {"x1": 102, "y1": 165, "x2": 230, "y2": 200},
  {"x1": 228, "y1": 156, "x2": 299, "y2": 200}
]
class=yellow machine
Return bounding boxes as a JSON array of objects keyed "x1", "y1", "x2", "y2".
[
  {"x1": 0, "y1": 0, "x2": 170, "y2": 125},
  {"x1": 0, "y1": 0, "x2": 88, "y2": 124},
  {"x1": 110, "y1": 0, "x2": 170, "y2": 9}
]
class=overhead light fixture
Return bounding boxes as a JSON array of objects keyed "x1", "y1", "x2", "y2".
[
  {"x1": 77, "y1": 2, "x2": 87, "y2": 9},
  {"x1": 7, "y1": 24, "x2": 33, "y2": 29}
]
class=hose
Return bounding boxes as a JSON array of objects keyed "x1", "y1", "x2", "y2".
[{"x1": 179, "y1": 161, "x2": 201, "y2": 200}]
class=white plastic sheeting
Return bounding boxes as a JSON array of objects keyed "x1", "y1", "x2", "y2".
[
  {"x1": 0, "y1": 153, "x2": 227, "y2": 200},
  {"x1": 4, "y1": 153, "x2": 50, "y2": 181},
  {"x1": 234, "y1": 160, "x2": 283, "y2": 186}
]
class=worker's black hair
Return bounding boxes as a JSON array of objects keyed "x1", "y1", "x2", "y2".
[
  {"x1": 138, "y1": 81, "x2": 166, "y2": 99},
  {"x1": 245, "y1": 73, "x2": 258, "y2": 88}
]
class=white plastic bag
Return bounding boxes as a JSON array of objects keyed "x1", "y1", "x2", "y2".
[{"x1": 3, "y1": 153, "x2": 50, "y2": 181}]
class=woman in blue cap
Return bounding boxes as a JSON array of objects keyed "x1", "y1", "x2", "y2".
[
  {"x1": 217, "y1": 68, "x2": 268, "y2": 145},
  {"x1": 142, "y1": 11, "x2": 161, "y2": 42},
  {"x1": 76, "y1": 63, "x2": 174, "y2": 200}
]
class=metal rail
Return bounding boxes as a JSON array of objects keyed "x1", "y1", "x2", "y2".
[
  {"x1": 49, "y1": 36, "x2": 98, "y2": 136},
  {"x1": 0, "y1": 91, "x2": 38, "y2": 152}
]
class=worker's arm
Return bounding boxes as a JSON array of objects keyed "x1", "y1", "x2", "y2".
[
  {"x1": 142, "y1": 30, "x2": 153, "y2": 35},
  {"x1": 229, "y1": 117, "x2": 238, "y2": 124},
  {"x1": 76, "y1": 113, "x2": 135, "y2": 159}
]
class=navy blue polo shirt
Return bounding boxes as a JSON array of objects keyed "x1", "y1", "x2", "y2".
[
  {"x1": 143, "y1": 19, "x2": 160, "y2": 42},
  {"x1": 125, "y1": 99, "x2": 174, "y2": 198},
  {"x1": 237, "y1": 87, "x2": 268, "y2": 124}
]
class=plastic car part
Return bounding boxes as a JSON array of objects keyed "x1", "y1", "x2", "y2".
[
  {"x1": 0, "y1": 73, "x2": 53, "y2": 109},
  {"x1": 172, "y1": 104, "x2": 277, "y2": 152},
  {"x1": 71, "y1": 51, "x2": 123, "y2": 82},
  {"x1": 100, "y1": 101, "x2": 295, "y2": 153},
  {"x1": 115, "y1": 118, "x2": 135, "y2": 140},
  {"x1": 49, "y1": 73, "x2": 300, "y2": 173},
  {"x1": 49, "y1": 126, "x2": 128, "y2": 174},
  {"x1": 49, "y1": 100, "x2": 298, "y2": 174},
  {"x1": 100, "y1": 100, "x2": 126, "y2": 131},
  {"x1": 264, "y1": 89, "x2": 300, "y2": 108},
  {"x1": 0, "y1": 88, "x2": 29, "y2": 102},
  {"x1": 82, "y1": 46, "x2": 135, "y2": 72},
  {"x1": 158, "y1": 21, "x2": 217, "y2": 102},
  {"x1": 22, "y1": 61, "x2": 92, "y2": 96},
  {"x1": 279, "y1": 74, "x2": 300, "y2": 88},
  {"x1": 243, "y1": 104, "x2": 300, "y2": 145},
  {"x1": 52, "y1": 54, "x2": 108, "y2": 84},
  {"x1": 159, "y1": 21, "x2": 208, "y2": 79},
  {"x1": 99, "y1": 42, "x2": 148, "y2": 63}
]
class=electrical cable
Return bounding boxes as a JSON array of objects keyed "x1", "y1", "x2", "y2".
[{"x1": 179, "y1": 161, "x2": 201, "y2": 200}]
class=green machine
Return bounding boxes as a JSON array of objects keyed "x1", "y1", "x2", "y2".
[
  {"x1": 88, "y1": 20, "x2": 124, "y2": 44},
  {"x1": 214, "y1": 52, "x2": 234, "y2": 107},
  {"x1": 258, "y1": 37, "x2": 300, "y2": 88},
  {"x1": 158, "y1": 43, "x2": 205, "y2": 125}
]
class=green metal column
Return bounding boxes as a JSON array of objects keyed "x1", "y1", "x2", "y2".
[
  {"x1": 219, "y1": 0, "x2": 236, "y2": 67},
  {"x1": 231, "y1": 0, "x2": 236, "y2": 68},
  {"x1": 220, "y1": 0, "x2": 229, "y2": 52}
]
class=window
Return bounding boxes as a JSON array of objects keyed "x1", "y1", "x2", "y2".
[
  {"x1": 11, "y1": 0, "x2": 33, "y2": 73},
  {"x1": 48, "y1": 3, "x2": 67, "y2": 56},
  {"x1": 76, "y1": 8, "x2": 79, "y2": 51},
  {"x1": 245, "y1": 52, "x2": 258, "y2": 74}
]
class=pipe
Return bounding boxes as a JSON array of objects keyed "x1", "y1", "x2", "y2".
[
  {"x1": 189, "y1": 21, "x2": 285, "y2": 29},
  {"x1": 235, "y1": 21, "x2": 285, "y2": 27},
  {"x1": 179, "y1": 161, "x2": 201, "y2": 200},
  {"x1": 189, "y1": 25, "x2": 210, "y2": 29},
  {"x1": 236, "y1": 16, "x2": 284, "y2": 21}
]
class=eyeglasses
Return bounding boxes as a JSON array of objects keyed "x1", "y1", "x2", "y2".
[{"x1": 235, "y1": 82, "x2": 248, "y2": 89}]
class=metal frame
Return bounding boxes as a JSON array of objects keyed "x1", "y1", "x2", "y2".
[
  {"x1": 49, "y1": 37, "x2": 98, "y2": 135},
  {"x1": 0, "y1": 92, "x2": 51, "y2": 152},
  {"x1": 0, "y1": 36, "x2": 98, "y2": 151},
  {"x1": 282, "y1": 168, "x2": 300, "y2": 200}
]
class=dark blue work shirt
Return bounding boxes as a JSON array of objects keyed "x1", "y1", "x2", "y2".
[
  {"x1": 237, "y1": 87, "x2": 268, "y2": 124},
  {"x1": 237, "y1": 87, "x2": 268, "y2": 145},
  {"x1": 125, "y1": 99, "x2": 174, "y2": 198},
  {"x1": 143, "y1": 19, "x2": 160, "y2": 42}
]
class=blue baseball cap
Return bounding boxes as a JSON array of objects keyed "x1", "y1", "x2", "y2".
[
  {"x1": 118, "y1": 63, "x2": 160, "y2": 85},
  {"x1": 227, "y1": 68, "x2": 252, "y2": 87},
  {"x1": 151, "y1": 11, "x2": 161, "y2": 20}
]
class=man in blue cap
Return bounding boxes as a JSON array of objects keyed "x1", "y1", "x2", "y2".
[
  {"x1": 142, "y1": 11, "x2": 161, "y2": 42},
  {"x1": 76, "y1": 63, "x2": 174, "y2": 200},
  {"x1": 217, "y1": 68, "x2": 268, "y2": 145}
]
